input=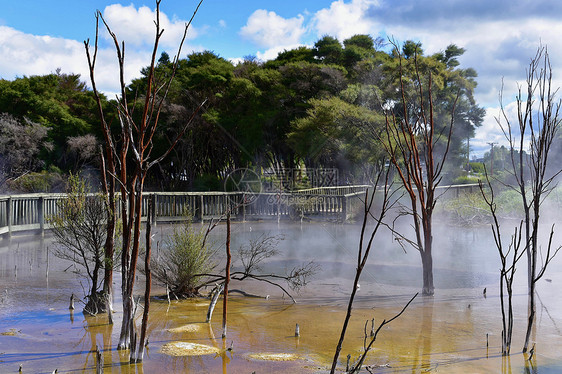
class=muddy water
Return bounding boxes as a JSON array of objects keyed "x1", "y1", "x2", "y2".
[{"x1": 1, "y1": 222, "x2": 562, "y2": 373}]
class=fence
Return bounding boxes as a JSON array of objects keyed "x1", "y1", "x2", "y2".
[{"x1": 0, "y1": 184, "x2": 479, "y2": 236}]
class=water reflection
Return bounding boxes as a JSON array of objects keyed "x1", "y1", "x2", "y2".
[
  {"x1": 80, "y1": 313, "x2": 114, "y2": 371},
  {"x1": 411, "y1": 297, "x2": 434, "y2": 372}
]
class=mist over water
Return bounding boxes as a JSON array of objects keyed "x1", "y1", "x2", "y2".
[{"x1": 1, "y1": 221, "x2": 561, "y2": 373}]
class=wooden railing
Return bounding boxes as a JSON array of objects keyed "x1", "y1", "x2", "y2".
[{"x1": 0, "y1": 184, "x2": 480, "y2": 236}]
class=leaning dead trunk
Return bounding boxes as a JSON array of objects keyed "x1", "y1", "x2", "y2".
[{"x1": 222, "y1": 212, "x2": 231, "y2": 338}]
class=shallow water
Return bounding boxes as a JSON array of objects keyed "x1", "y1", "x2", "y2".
[{"x1": 1, "y1": 222, "x2": 562, "y2": 373}]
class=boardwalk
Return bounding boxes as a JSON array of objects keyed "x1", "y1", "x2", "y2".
[{"x1": 0, "y1": 184, "x2": 479, "y2": 236}]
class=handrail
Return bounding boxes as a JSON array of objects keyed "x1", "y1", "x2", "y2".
[{"x1": 0, "y1": 184, "x2": 480, "y2": 236}]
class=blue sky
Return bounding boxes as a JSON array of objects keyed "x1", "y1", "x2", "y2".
[{"x1": 1, "y1": 0, "x2": 562, "y2": 157}]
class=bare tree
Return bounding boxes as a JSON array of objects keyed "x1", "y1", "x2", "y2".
[
  {"x1": 345, "y1": 294, "x2": 417, "y2": 373},
  {"x1": 222, "y1": 211, "x2": 232, "y2": 338},
  {"x1": 381, "y1": 42, "x2": 458, "y2": 296},
  {"x1": 204, "y1": 232, "x2": 318, "y2": 322},
  {"x1": 84, "y1": 0, "x2": 205, "y2": 362},
  {"x1": 479, "y1": 173, "x2": 526, "y2": 356},
  {"x1": 496, "y1": 45, "x2": 561, "y2": 352},
  {"x1": 48, "y1": 174, "x2": 110, "y2": 315},
  {"x1": 330, "y1": 168, "x2": 413, "y2": 373},
  {"x1": 67, "y1": 134, "x2": 99, "y2": 172}
]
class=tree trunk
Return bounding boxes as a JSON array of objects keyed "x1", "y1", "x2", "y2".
[
  {"x1": 134, "y1": 195, "x2": 153, "y2": 362},
  {"x1": 100, "y1": 150, "x2": 116, "y2": 320},
  {"x1": 222, "y1": 212, "x2": 231, "y2": 338},
  {"x1": 420, "y1": 250, "x2": 434, "y2": 296},
  {"x1": 330, "y1": 268, "x2": 361, "y2": 373},
  {"x1": 117, "y1": 188, "x2": 134, "y2": 350},
  {"x1": 523, "y1": 280, "x2": 536, "y2": 352}
]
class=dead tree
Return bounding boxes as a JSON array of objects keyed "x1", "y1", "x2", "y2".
[
  {"x1": 381, "y1": 43, "x2": 458, "y2": 296},
  {"x1": 496, "y1": 45, "x2": 561, "y2": 352},
  {"x1": 48, "y1": 174, "x2": 111, "y2": 315},
  {"x1": 222, "y1": 211, "x2": 231, "y2": 338},
  {"x1": 346, "y1": 294, "x2": 417, "y2": 373},
  {"x1": 479, "y1": 174, "x2": 526, "y2": 355},
  {"x1": 84, "y1": 0, "x2": 205, "y2": 360},
  {"x1": 130, "y1": 196, "x2": 154, "y2": 362},
  {"x1": 203, "y1": 233, "x2": 317, "y2": 322},
  {"x1": 330, "y1": 169, "x2": 412, "y2": 373},
  {"x1": 99, "y1": 146, "x2": 116, "y2": 323}
]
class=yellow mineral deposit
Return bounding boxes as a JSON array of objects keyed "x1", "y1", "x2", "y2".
[
  {"x1": 160, "y1": 341, "x2": 220, "y2": 356},
  {"x1": 0, "y1": 328, "x2": 20, "y2": 336},
  {"x1": 167, "y1": 323, "x2": 203, "y2": 333},
  {"x1": 247, "y1": 353, "x2": 302, "y2": 361}
]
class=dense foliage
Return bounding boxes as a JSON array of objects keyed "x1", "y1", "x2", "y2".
[{"x1": 0, "y1": 36, "x2": 488, "y2": 191}]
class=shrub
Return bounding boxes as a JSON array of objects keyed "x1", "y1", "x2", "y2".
[
  {"x1": 452, "y1": 175, "x2": 481, "y2": 185},
  {"x1": 469, "y1": 162, "x2": 485, "y2": 174},
  {"x1": 7, "y1": 167, "x2": 65, "y2": 193},
  {"x1": 152, "y1": 219, "x2": 218, "y2": 298},
  {"x1": 437, "y1": 191, "x2": 490, "y2": 226}
]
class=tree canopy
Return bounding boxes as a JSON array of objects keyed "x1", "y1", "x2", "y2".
[{"x1": 0, "y1": 35, "x2": 485, "y2": 191}]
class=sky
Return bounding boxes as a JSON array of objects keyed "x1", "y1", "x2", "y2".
[{"x1": 1, "y1": 0, "x2": 561, "y2": 157}]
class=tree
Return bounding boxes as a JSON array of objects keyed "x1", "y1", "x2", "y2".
[
  {"x1": 203, "y1": 232, "x2": 318, "y2": 323},
  {"x1": 84, "y1": 0, "x2": 205, "y2": 362},
  {"x1": 0, "y1": 72, "x2": 101, "y2": 171},
  {"x1": 401, "y1": 40, "x2": 423, "y2": 59},
  {"x1": 313, "y1": 35, "x2": 343, "y2": 64},
  {"x1": 0, "y1": 113, "x2": 52, "y2": 185},
  {"x1": 495, "y1": 46, "x2": 561, "y2": 352},
  {"x1": 479, "y1": 174, "x2": 525, "y2": 356},
  {"x1": 342, "y1": 34, "x2": 376, "y2": 71},
  {"x1": 330, "y1": 170, "x2": 417, "y2": 373},
  {"x1": 381, "y1": 42, "x2": 458, "y2": 296},
  {"x1": 264, "y1": 46, "x2": 315, "y2": 68},
  {"x1": 287, "y1": 96, "x2": 385, "y2": 180},
  {"x1": 48, "y1": 174, "x2": 109, "y2": 315},
  {"x1": 135, "y1": 50, "x2": 236, "y2": 189}
]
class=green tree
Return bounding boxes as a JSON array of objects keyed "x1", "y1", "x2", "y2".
[
  {"x1": 264, "y1": 46, "x2": 315, "y2": 69},
  {"x1": 342, "y1": 34, "x2": 376, "y2": 71},
  {"x1": 0, "y1": 72, "x2": 103, "y2": 170},
  {"x1": 313, "y1": 35, "x2": 343, "y2": 64},
  {"x1": 288, "y1": 97, "x2": 385, "y2": 179}
]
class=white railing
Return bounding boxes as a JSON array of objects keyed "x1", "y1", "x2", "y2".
[{"x1": 0, "y1": 184, "x2": 480, "y2": 236}]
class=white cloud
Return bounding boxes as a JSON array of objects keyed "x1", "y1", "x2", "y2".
[
  {"x1": 240, "y1": 9, "x2": 306, "y2": 49},
  {"x1": 312, "y1": 0, "x2": 380, "y2": 40},
  {"x1": 102, "y1": 4, "x2": 198, "y2": 49},
  {"x1": 0, "y1": 25, "x2": 157, "y2": 98},
  {"x1": 0, "y1": 3, "x2": 204, "y2": 97},
  {"x1": 0, "y1": 25, "x2": 87, "y2": 80},
  {"x1": 471, "y1": 107, "x2": 506, "y2": 157}
]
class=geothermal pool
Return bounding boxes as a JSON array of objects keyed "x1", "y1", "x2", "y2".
[{"x1": 1, "y1": 222, "x2": 562, "y2": 373}]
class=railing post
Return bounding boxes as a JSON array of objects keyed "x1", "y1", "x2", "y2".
[
  {"x1": 199, "y1": 195, "x2": 204, "y2": 222},
  {"x1": 7, "y1": 196, "x2": 12, "y2": 238},
  {"x1": 38, "y1": 196, "x2": 45, "y2": 236},
  {"x1": 341, "y1": 195, "x2": 347, "y2": 222},
  {"x1": 151, "y1": 194, "x2": 157, "y2": 226},
  {"x1": 242, "y1": 193, "x2": 246, "y2": 222}
]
